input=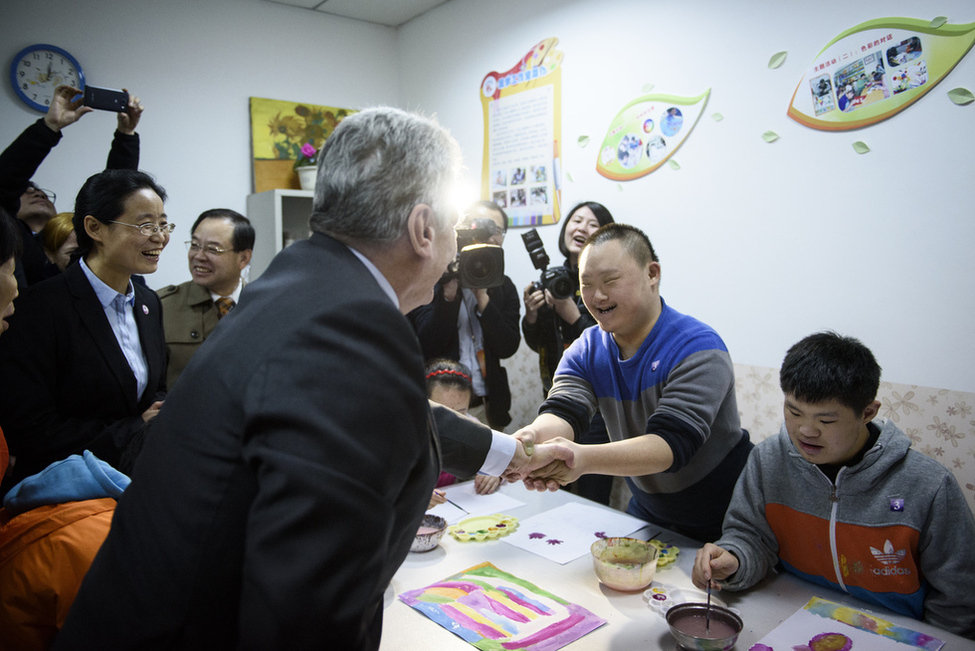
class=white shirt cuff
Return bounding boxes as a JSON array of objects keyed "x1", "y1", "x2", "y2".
[{"x1": 479, "y1": 430, "x2": 516, "y2": 476}]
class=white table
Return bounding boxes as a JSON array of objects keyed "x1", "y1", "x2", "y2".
[{"x1": 380, "y1": 482, "x2": 973, "y2": 649}]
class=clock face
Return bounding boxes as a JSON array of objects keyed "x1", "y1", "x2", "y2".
[{"x1": 10, "y1": 44, "x2": 85, "y2": 112}]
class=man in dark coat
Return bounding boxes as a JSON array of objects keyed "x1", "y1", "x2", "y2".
[{"x1": 56, "y1": 107, "x2": 569, "y2": 650}]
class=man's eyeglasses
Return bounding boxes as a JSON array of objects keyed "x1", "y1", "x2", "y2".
[
  {"x1": 109, "y1": 221, "x2": 176, "y2": 237},
  {"x1": 185, "y1": 241, "x2": 234, "y2": 256},
  {"x1": 26, "y1": 186, "x2": 56, "y2": 203}
]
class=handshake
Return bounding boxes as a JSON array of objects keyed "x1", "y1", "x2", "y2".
[{"x1": 501, "y1": 428, "x2": 583, "y2": 491}]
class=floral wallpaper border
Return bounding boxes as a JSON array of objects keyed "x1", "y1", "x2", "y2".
[{"x1": 503, "y1": 346, "x2": 975, "y2": 517}]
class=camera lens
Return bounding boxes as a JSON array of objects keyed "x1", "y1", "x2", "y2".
[
  {"x1": 467, "y1": 256, "x2": 492, "y2": 282},
  {"x1": 550, "y1": 276, "x2": 573, "y2": 300}
]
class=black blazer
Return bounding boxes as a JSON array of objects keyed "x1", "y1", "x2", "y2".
[
  {"x1": 56, "y1": 233, "x2": 493, "y2": 650},
  {"x1": 0, "y1": 261, "x2": 166, "y2": 487}
]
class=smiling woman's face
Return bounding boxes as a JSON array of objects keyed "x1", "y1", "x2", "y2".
[
  {"x1": 87, "y1": 188, "x2": 169, "y2": 286},
  {"x1": 563, "y1": 206, "x2": 602, "y2": 262}
]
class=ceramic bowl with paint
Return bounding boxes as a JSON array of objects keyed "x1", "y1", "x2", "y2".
[
  {"x1": 665, "y1": 602, "x2": 743, "y2": 651},
  {"x1": 411, "y1": 514, "x2": 447, "y2": 553},
  {"x1": 590, "y1": 537, "x2": 659, "y2": 591}
]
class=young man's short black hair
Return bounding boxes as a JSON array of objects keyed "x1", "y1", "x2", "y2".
[
  {"x1": 779, "y1": 331, "x2": 881, "y2": 413},
  {"x1": 585, "y1": 222, "x2": 659, "y2": 268}
]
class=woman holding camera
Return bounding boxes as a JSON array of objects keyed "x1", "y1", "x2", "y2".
[{"x1": 521, "y1": 200, "x2": 614, "y2": 503}]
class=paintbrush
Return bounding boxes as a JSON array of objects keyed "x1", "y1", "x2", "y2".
[{"x1": 705, "y1": 581, "x2": 712, "y2": 635}]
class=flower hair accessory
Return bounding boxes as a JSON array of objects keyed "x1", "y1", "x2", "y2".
[{"x1": 426, "y1": 368, "x2": 471, "y2": 382}]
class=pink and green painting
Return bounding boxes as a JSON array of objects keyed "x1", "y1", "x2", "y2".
[{"x1": 399, "y1": 562, "x2": 606, "y2": 650}]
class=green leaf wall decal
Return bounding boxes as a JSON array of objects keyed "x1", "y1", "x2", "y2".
[
  {"x1": 948, "y1": 87, "x2": 975, "y2": 104},
  {"x1": 768, "y1": 51, "x2": 788, "y2": 69}
]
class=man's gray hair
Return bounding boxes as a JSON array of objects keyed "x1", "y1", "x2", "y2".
[{"x1": 309, "y1": 107, "x2": 461, "y2": 244}]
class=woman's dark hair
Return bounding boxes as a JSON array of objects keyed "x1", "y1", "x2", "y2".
[
  {"x1": 72, "y1": 169, "x2": 168, "y2": 258},
  {"x1": 0, "y1": 207, "x2": 23, "y2": 265},
  {"x1": 557, "y1": 201, "x2": 615, "y2": 260},
  {"x1": 425, "y1": 358, "x2": 474, "y2": 396}
]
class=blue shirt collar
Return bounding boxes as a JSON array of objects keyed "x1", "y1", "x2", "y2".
[
  {"x1": 80, "y1": 258, "x2": 135, "y2": 307},
  {"x1": 346, "y1": 245, "x2": 398, "y2": 310}
]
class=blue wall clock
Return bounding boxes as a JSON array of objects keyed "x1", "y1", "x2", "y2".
[{"x1": 10, "y1": 44, "x2": 85, "y2": 112}]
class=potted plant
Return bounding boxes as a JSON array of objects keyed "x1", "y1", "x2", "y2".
[{"x1": 294, "y1": 142, "x2": 318, "y2": 191}]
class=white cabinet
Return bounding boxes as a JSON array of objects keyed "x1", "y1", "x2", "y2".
[{"x1": 245, "y1": 189, "x2": 314, "y2": 280}]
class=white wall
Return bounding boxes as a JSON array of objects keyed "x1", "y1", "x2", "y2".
[
  {"x1": 0, "y1": 0, "x2": 400, "y2": 289},
  {"x1": 397, "y1": 0, "x2": 975, "y2": 393},
  {"x1": 3, "y1": 0, "x2": 973, "y2": 394}
]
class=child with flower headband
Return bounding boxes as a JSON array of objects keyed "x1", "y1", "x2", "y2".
[{"x1": 425, "y1": 359, "x2": 501, "y2": 504}]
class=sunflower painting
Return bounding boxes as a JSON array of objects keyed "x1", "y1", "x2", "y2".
[{"x1": 249, "y1": 96, "x2": 356, "y2": 192}]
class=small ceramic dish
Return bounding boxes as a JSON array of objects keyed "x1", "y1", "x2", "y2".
[
  {"x1": 644, "y1": 583, "x2": 733, "y2": 617},
  {"x1": 447, "y1": 514, "x2": 518, "y2": 542},
  {"x1": 410, "y1": 514, "x2": 447, "y2": 553}
]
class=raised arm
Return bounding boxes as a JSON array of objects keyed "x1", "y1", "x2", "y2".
[{"x1": 107, "y1": 89, "x2": 142, "y2": 170}]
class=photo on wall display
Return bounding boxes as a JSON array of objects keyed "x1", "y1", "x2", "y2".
[
  {"x1": 595, "y1": 89, "x2": 709, "y2": 181},
  {"x1": 832, "y1": 52, "x2": 891, "y2": 113},
  {"x1": 809, "y1": 74, "x2": 836, "y2": 115},
  {"x1": 787, "y1": 17, "x2": 975, "y2": 130},
  {"x1": 480, "y1": 37, "x2": 564, "y2": 227}
]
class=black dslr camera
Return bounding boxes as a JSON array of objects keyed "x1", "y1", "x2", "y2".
[
  {"x1": 521, "y1": 228, "x2": 573, "y2": 300},
  {"x1": 441, "y1": 218, "x2": 505, "y2": 289}
]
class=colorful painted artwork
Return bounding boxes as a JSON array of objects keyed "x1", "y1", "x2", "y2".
[
  {"x1": 748, "y1": 597, "x2": 944, "y2": 651},
  {"x1": 248, "y1": 97, "x2": 356, "y2": 193},
  {"x1": 788, "y1": 18, "x2": 975, "y2": 130},
  {"x1": 595, "y1": 90, "x2": 709, "y2": 182},
  {"x1": 400, "y1": 562, "x2": 606, "y2": 651}
]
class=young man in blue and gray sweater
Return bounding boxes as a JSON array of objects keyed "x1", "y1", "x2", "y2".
[{"x1": 516, "y1": 223, "x2": 753, "y2": 542}]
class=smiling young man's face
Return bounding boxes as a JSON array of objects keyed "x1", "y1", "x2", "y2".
[
  {"x1": 579, "y1": 238, "x2": 660, "y2": 356},
  {"x1": 783, "y1": 395, "x2": 880, "y2": 465}
]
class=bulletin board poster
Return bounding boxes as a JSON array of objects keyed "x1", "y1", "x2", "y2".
[
  {"x1": 249, "y1": 97, "x2": 356, "y2": 193},
  {"x1": 480, "y1": 38, "x2": 563, "y2": 228},
  {"x1": 787, "y1": 17, "x2": 975, "y2": 131}
]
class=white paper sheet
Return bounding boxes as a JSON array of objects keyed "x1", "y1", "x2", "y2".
[
  {"x1": 503, "y1": 502, "x2": 650, "y2": 564},
  {"x1": 426, "y1": 481, "x2": 527, "y2": 524}
]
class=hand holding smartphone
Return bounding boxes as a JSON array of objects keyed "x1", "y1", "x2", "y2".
[{"x1": 83, "y1": 85, "x2": 129, "y2": 112}]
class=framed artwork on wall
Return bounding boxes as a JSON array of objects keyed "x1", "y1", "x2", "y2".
[{"x1": 249, "y1": 96, "x2": 357, "y2": 193}]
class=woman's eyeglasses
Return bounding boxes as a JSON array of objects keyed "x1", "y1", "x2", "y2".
[{"x1": 109, "y1": 221, "x2": 176, "y2": 237}]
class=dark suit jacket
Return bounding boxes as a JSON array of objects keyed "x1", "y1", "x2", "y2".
[
  {"x1": 0, "y1": 262, "x2": 165, "y2": 487},
  {"x1": 56, "y1": 233, "x2": 493, "y2": 650},
  {"x1": 408, "y1": 276, "x2": 521, "y2": 428}
]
